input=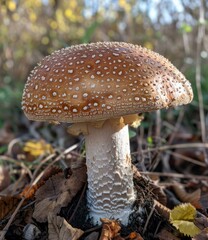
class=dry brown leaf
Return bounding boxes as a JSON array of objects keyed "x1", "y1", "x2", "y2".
[
  {"x1": 20, "y1": 167, "x2": 62, "y2": 200},
  {"x1": 99, "y1": 218, "x2": 121, "y2": 240},
  {"x1": 0, "y1": 166, "x2": 10, "y2": 191},
  {"x1": 126, "y1": 232, "x2": 144, "y2": 240},
  {"x1": 0, "y1": 195, "x2": 20, "y2": 220},
  {"x1": 0, "y1": 173, "x2": 29, "y2": 196},
  {"x1": 48, "y1": 213, "x2": 84, "y2": 240},
  {"x1": 192, "y1": 228, "x2": 208, "y2": 240},
  {"x1": 40, "y1": 166, "x2": 63, "y2": 182},
  {"x1": 172, "y1": 184, "x2": 201, "y2": 208},
  {"x1": 156, "y1": 228, "x2": 180, "y2": 240},
  {"x1": 33, "y1": 166, "x2": 87, "y2": 222},
  {"x1": 20, "y1": 183, "x2": 42, "y2": 200},
  {"x1": 194, "y1": 216, "x2": 208, "y2": 230},
  {"x1": 84, "y1": 232, "x2": 99, "y2": 240}
]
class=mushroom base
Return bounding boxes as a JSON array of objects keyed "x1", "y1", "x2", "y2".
[{"x1": 85, "y1": 119, "x2": 136, "y2": 225}]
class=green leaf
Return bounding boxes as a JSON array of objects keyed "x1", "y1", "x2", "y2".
[{"x1": 180, "y1": 23, "x2": 192, "y2": 33}]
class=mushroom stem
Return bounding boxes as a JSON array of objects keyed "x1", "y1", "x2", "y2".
[{"x1": 85, "y1": 119, "x2": 135, "y2": 225}]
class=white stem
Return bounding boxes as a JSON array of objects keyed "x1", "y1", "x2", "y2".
[{"x1": 85, "y1": 120, "x2": 135, "y2": 225}]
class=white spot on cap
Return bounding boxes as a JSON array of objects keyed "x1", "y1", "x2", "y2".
[
  {"x1": 68, "y1": 69, "x2": 74, "y2": 73},
  {"x1": 52, "y1": 92, "x2": 57, "y2": 97},
  {"x1": 83, "y1": 93, "x2": 88, "y2": 98},
  {"x1": 72, "y1": 108, "x2": 78, "y2": 113}
]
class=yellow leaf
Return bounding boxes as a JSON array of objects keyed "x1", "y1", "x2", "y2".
[
  {"x1": 7, "y1": 0, "x2": 16, "y2": 11},
  {"x1": 23, "y1": 140, "x2": 54, "y2": 157},
  {"x1": 41, "y1": 36, "x2": 49, "y2": 45},
  {"x1": 144, "y1": 42, "x2": 153, "y2": 50},
  {"x1": 170, "y1": 203, "x2": 201, "y2": 237},
  {"x1": 29, "y1": 12, "x2": 37, "y2": 22},
  {"x1": 119, "y1": 0, "x2": 131, "y2": 12}
]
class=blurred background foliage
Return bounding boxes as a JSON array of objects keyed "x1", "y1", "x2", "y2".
[{"x1": 0, "y1": 0, "x2": 208, "y2": 133}]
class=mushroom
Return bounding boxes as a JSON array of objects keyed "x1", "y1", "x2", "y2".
[{"x1": 22, "y1": 42, "x2": 193, "y2": 225}]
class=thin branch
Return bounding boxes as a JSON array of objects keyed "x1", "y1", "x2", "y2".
[{"x1": 131, "y1": 142, "x2": 208, "y2": 155}]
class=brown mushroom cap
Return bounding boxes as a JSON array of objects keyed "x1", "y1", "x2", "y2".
[{"x1": 22, "y1": 42, "x2": 193, "y2": 123}]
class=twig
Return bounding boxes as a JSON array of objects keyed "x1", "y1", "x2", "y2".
[
  {"x1": 155, "y1": 110, "x2": 161, "y2": 141},
  {"x1": 167, "y1": 109, "x2": 184, "y2": 145},
  {"x1": 168, "y1": 150, "x2": 206, "y2": 167},
  {"x1": 143, "y1": 201, "x2": 156, "y2": 234},
  {"x1": 68, "y1": 182, "x2": 87, "y2": 223},
  {"x1": 132, "y1": 142, "x2": 208, "y2": 155},
  {"x1": 0, "y1": 156, "x2": 33, "y2": 179},
  {"x1": 140, "y1": 171, "x2": 208, "y2": 180}
]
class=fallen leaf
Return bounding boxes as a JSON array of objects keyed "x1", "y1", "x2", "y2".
[
  {"x1": 0, "y1": 166, "x2": 10, "y2": 191},
  {"x1": 1, "y1": 173, "x2": 29, "y2": 196},
  {"x1": 169, "y1": 203, "x2": 200, "y2": 237},
  {"x1": 20, "y1": 183, "x2": 42, "y2": 200},
  {"x1": 84, "y1": 232, "x2": 99, "y2": 240},
  {"x1": 126, "y1": 231, "x2": 144, "y2": 240},
  {"x1": 156, "y1": 228, "x2": 180, "y2": 240},
  {"x1": 0, "y1": 195, "x2": 20, "y2": 220},
  {"x1": 192, "y1": 227, "x2": 208, "y2": 240},
  {"x1": 172, "y1": 184, "x2": 201, "y2": 208},
  {"x1": 194, "y1": 216, "x2": 208, "y2": 229},
  {"x1": 33, "y1": 166, "x2": 87, "y2": 222},
  {"x1": 23, "y1": 139, "x2": 54, "y2": 158},
  {"x1": 99, "y1": 218, "x2": 121, "y2": 240},
  {"x1": 48, "y1": 213, "x2": 84, "y2": 240},
  {"x1": 20, "y1": 166, "x2": 62, "y2": 200}
]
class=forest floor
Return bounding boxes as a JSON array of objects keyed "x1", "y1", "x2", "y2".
[{"x1": 0, "y1": 111, "x2": 208, "y2": 240}]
